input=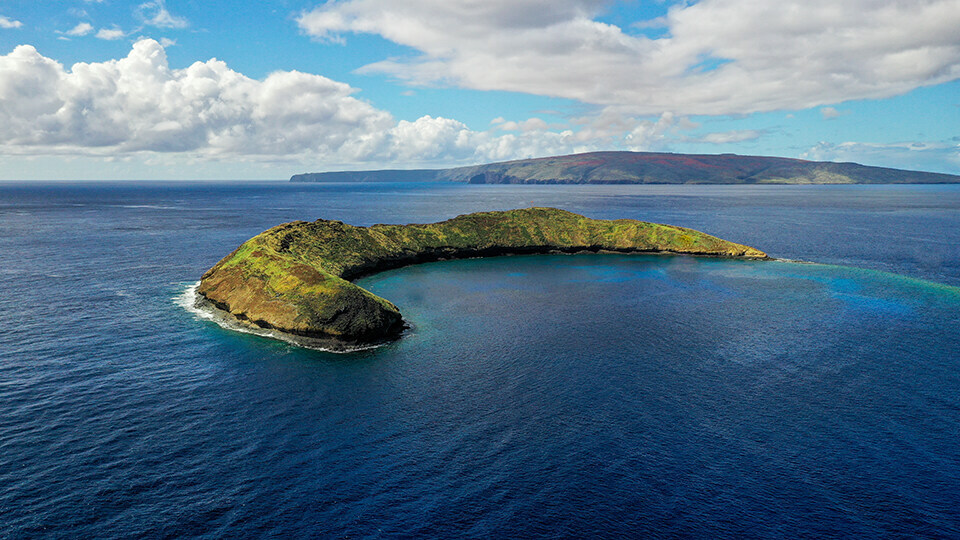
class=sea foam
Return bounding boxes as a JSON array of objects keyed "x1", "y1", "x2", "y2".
[{"x1": 174, "y1": 282, "x2": 385, "y2": 353}]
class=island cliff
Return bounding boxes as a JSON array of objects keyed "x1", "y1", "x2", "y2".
[
  {"x1": 290, "y1": 151, "x2": 960, "y2": 184},
  {"x1": 197, "y1": 208, "x2": 768, "y2": 348}
]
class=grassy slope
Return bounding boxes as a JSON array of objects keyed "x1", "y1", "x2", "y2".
[
  {"x1": 197, "y1": 208, "x2": 768, "y2": 344},
  {"x1": 440, "y1": 152, "x2": 960, "y2": 184},
  {"x1": 288, "y1": 151, "x2": 960, "y2": 184}
]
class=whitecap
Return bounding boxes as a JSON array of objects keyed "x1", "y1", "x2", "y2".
[
  {"x1": 771, "y1": 257, "x2": 815, "y2": 264},
  {"x1": 173, "y1": 282, "x2": 386, "y2": 354}
]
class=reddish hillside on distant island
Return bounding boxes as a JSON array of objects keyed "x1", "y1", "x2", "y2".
[{"x1": 291, "y1": 151, "x2": 960, "y2": 184}]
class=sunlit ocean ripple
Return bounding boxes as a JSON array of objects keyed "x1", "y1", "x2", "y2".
[{"x1": 1, "y1": 182, "x2": 959, "y2": 537}]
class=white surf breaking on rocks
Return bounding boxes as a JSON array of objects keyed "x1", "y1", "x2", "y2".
[{"x1": 173, "y1": 281, "x2": 386, "y2": 354}]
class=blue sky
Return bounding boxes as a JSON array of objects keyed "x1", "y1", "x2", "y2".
[{"x1": 0, "y1": 0, "x2": 958, "y2": 179}]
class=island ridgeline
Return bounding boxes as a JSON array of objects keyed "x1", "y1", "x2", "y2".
[{"x1": 291, "y1": 151, "x2": 960, "y2": 184}]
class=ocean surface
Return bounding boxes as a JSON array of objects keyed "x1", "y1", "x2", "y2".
[{"x1": 2, "y1": 181, "x2": 960, "y2": 538}]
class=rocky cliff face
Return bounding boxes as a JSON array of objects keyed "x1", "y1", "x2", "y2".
[{"x1": 197, "y1": 208, "x2": 768, "y2": 346}]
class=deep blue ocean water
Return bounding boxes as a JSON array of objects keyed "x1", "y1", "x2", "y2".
[{"x1": 2, "y1": 181, "x2": 960, "y2": 538}]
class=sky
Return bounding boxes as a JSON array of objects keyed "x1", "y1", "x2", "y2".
[{"x1": 0, "y1": 0, "x2": 958, "y2": 180}]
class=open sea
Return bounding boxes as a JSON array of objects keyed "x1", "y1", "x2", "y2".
[{"x1": 2, "y1": 181, "x2": 960, "y2": 538}]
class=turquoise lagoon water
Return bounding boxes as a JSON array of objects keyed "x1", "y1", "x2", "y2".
[{"x1": 1, "y1": 182, "x2": 959, "y2": 537}]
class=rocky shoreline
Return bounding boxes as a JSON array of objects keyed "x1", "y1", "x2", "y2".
[{"x1": 196, "y1": 208, "x2": 768, "y2": 348}]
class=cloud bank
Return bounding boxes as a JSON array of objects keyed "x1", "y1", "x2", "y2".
[
  {"x1": 803, "y1": 141, "x2": 960, "y2": 174},
  {"x1": 0, "y1": 40, "x2": 599, "y2": 165},
  {"x1": 0, "y1": 36, "x2": 952, "y2": 173},
  {"x1": 298, "y1": 0, "x2": 960, "y2": 115}
]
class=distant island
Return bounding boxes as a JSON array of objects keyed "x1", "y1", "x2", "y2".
[
  {"x1": 196, "y1": 208, "x2": 767, "y2": 350},
  {"x1": 291, "y1": 151, "x2": 960, "y2": 184}
]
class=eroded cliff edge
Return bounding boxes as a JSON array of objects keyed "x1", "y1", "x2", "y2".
[{"x1": 197, "y1": 208, "x2": 768, "y2": 347}]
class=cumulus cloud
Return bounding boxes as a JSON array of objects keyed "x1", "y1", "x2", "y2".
[
  {"x1": 96, "y1": 27, "x2": 125, "y2": 40},
  {"x1": 63, "y1": 23, "x2": 94, "y2": 37},
  {"x1": 0, "y1": 15, "x2": 23, "y2": 29},
  {"x1": 298, "y1": 0, "x2": 960, "y2": 115},
  {"x1": 137, "y1": 0, "x2": 189, "y2": 29},
  {"x1": 624, "y1": 113, "x2": 682, "y2": 151},
  {"x1": 0, "y1": 39, "x2": 595, "y2": 165},
  {"x1": 0, "y1": 40, "x2": 384, "y2": 158},
  {"x1": 0, "y1": 39, "x2": 775, "y2": 167}
]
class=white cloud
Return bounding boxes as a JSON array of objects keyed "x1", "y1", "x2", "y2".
[
  {"x1": 0, "y1": 39, "x2": 571, "y2": 165},
  {"x1": 386, "y1": 116, "x2": 478, "y2": 161},
  {"x1": 96, "y1": 27, "x2": 125, "y2": 40},
  {"x1": 821, "y1": 107, "x2": 848, "y2": 120},
  {"x1": 802, "y1": 141, "x2": 960, "y2": 173},
  {"x1": 298, "y1": 0, "x2": 960, "y2": 116},
  {"x1": 495, "y1": 117, "x2": 550, "y2": 132},
  {"x1": 64, "y1": 22, "x2": 94, "y2": 37},
  {"x1": 0, "y1": 40, "x2": 387, "y2": 158},
  {"x1": 696, "y1": 129, "x2": 763, "y2": 144},
  {"x1": 137, "y1": 0, "x2": 188, "y2": 29},
  {"x1": 0, "y1": 16, "x2": 23, "y2": 29},
  {"x1": 624, "y1": 113, "x2": 681, "y2": 150},
  {"x1": 0, "y1": 39, "x2": 781, "y2": 169}
]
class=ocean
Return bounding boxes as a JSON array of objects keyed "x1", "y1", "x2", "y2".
[{"x1": 2, "y1": 181, "x2": 959, "y2": 537}]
